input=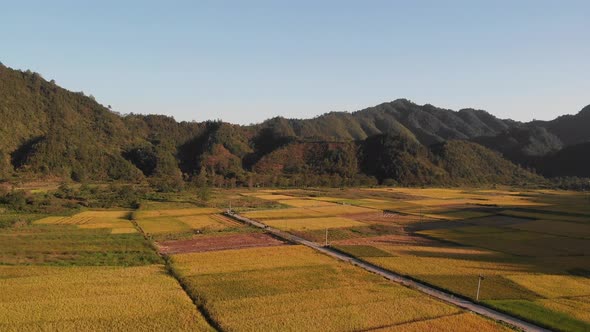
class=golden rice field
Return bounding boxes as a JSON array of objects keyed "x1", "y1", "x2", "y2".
[
  {"x1": 251, "y1": 194, "x2": 299, "y2": 201},
  {"x1": 0, "y1": 265, "x2": 213, "y2": 331},
  {"x1": 243, "y1": 188, "x2": 590, "y2": 331},
  {"x1": 135, "y1": 207, "x2": 221, "y2": 219},
  {"x1": 277, "y1": 199, "x2": 338, "y2": 207},
  {"x1": 263, "y1": 216, "x2": 366, "y2": 231},
  {"x1": 134, "y1": 205, "x2": 241, "y2": 238},
  {"x1": 137, "y1": 214, "x2": 241, "y2": 235},
  {"x1": 242, "y1": 207, "x2": 324, "y2": 220},
  {"x1": 360, "y1": 244, "x2": 590, "y2": 331},
  {"x1": 35, "y1": 210, "x2": 136, "y2": 234},
  {"x1": 137, "y1": 217, "x2": 193, "y2": 234},
  {"x1": 170, "y1": 245, "x2": 505, "y2": 331}
]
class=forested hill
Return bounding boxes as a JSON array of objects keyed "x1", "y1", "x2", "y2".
[
  {"x1": 0, "y1": 63, "x2": 588, "y2": 187},
  {"x1": 255, "y1": 100, "x2": 516, "y2": 144}
]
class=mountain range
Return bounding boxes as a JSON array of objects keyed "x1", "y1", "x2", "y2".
[{"x1": 1, "y1": 63, "x2": 589, "y2": 188}]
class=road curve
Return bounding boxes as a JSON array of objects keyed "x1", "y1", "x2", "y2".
[{"x1": 226, "y1": 212, "x2": 550, "y2": 332}]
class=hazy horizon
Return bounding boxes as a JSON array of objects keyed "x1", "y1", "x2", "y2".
[{"x1": 2, "y1": 0, "x2": 588, "y2": 124}]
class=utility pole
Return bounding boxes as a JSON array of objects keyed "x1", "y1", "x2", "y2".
[{"x1": 476, "y1": 275, "x2": 484, "y2": 301}]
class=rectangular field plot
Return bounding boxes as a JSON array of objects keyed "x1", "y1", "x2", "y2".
[
  {"x1": 357, "y1": 242, "x2": 590, "y2": 331},
  {"x1": 35, "y1": 210, "x2": 136, "y2": 234},
  {"x1": 277, "y1": 199, "x2": 338, "y2": 208},
  {"x1": 487, "y1": 299, "x2": 590, "y2": 332},
  {"x1": 0, "y1": 225, "x2": 160, "y2": 266},
  {"x1": 137, "y1": 214, "x2": 243, "y2": 236},
  {"x1": 0, "y1": 265, "x2": 212, "y2": 331},
  {"x1": 507, "y1": 219, "x2": 590, "y2": 238},
  {"x1": 385, "y1": 312, "x2": 511, "y2": 332},
  {"x1": 242, "y1": 208, "x2": 324, "y2": 220},
  {"x1": 170, "y1": 245, "x2": 505, "y2": 331},
  {"x1": 252, "y1": 194, "x2": 298, "y2": 201},
  {"x1": 137, "y1": 217, "x2": 192, "y2": 234},
  {"x1": 420, "y1": 226, "x2": 590, "y2": 256},
  {"x1": 264, "y1": 216, "x2": 366, "y2": 231},
  {"x1": 157, "y1": 232, "x2": 284, "y2": 254},
  {"x1": 135, "y1": 208, "x2": 220, "y2": 219}
]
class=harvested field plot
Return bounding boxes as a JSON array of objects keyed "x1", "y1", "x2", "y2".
[
  {"x1": 157, "y1": 232, "x2": 284, "y2": 254},
  {"x1": 0, "y1": 265, "x2": 212, "y2": 331},
  {"x1": 264, "y1": 216, "x2": 366, "y2": 231},
  {"x1": 171, "y1": 245, "x2": 504, "y2": 331}
]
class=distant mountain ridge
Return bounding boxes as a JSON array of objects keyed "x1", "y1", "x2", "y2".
[
  {"x1": 255, "y1": 100, "x2": 517, "y2": 144},
  {"x1": 1, "y1": 62, "x2": 588, "y2": 185}
]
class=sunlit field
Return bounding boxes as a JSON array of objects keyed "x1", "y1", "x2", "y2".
[
  {"x1": 1, "y1": 187, "x2": 588, "y2": 331},
  {"x1": 244, "y1": 187, "x2": 590, "y2": 331},
  {"x1": 0, "y1": 265, "x2": 213, "y2": 331},
  {"x1": 0, "y1": 209, "x2": 213, "y2": 331},
  {"x1": 170, "y1": 245, "x2": 507, "y2": 331}
]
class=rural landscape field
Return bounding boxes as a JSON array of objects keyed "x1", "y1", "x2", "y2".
[
  {"x1": 2, "y1": 2, "x2": 589, "y2": 331},
  {"x1": 1, "y1": 185, "x2": 588, "y2": 331}
]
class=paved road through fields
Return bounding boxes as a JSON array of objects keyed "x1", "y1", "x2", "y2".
[{"x1": 226, "y1": 212, "x2": 551, "y2": 332}]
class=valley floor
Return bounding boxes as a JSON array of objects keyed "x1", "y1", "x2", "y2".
[{"x1": 1, "y1": 187, "x2": 589, "y2": 331}]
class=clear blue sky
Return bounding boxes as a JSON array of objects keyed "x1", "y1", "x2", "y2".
[{"x1": 2, "y1": 0, "x2": 589, "y2": 124}]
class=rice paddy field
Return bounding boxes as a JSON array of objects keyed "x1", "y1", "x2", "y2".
[
  {"x1": 134, "y1": 203, "x2": 247, "y2": 241},
  {"x1": 0, "y1": 209, "x2": 214, "y2": 331},
  {"x1": 243, "y1": 187, "x2": 590, "y2": 331},
  {"x1": 170, "y1": 244, "x2": 507, "y2": 331},
  {"x1": 2, "y1": 187, "x2": 589, "y2": 331},
  {"x1": 0, "y1": 265, "x2": 213, "y2": 331}
]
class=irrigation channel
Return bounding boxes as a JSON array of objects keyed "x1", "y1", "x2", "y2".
[{"x1": 225, "y1": 211, "x2": 550, "y2": 332}]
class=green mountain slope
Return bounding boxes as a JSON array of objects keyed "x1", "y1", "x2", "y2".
[{"x1": 0, "y1": 63, "x2": 577, "y2": 186}]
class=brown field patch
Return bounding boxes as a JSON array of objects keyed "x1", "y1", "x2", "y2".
[{"x1": 157, "y1": 232, "x2": 285, "y2": 254}]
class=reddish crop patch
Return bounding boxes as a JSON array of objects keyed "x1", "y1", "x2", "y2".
[{"x1": 157, "y1": 233, "x2": 286, "y2": 254}]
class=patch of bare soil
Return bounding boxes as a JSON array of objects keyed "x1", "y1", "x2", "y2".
[{"x1": 157, "y1": 232, "x2": 286, "y2": 254}]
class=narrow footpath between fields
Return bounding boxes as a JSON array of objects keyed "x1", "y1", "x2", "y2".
[{"x1": 225, "y1": 212, "x2": 550, "y2": 332}]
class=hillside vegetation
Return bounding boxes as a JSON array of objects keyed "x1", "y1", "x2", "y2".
[{"x1": 1, "y1": 63, "x2": 587, "y2": 187}]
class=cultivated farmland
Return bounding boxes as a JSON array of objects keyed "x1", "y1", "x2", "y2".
[
  {"x1": 0, "y1": 208, "x2": 214, "y2": 331},
  {"x1": 244, "y1": 188, "x2": 590, "y2": 331},
  {"x1": 170, "y1": 245, "x2": 507, "y2": 331}
]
